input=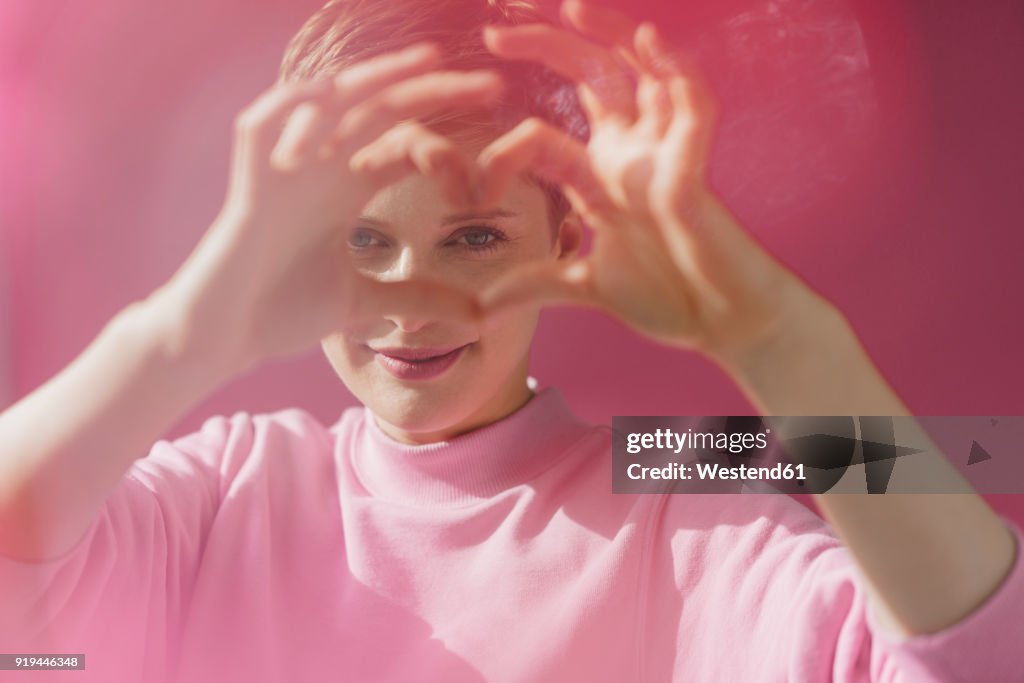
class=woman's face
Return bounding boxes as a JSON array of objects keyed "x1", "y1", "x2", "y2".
[{"x1": 321, "y1": 141, "x2": 580, "y2": 444}]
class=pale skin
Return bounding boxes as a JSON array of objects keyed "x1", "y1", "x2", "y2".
[
  {"x1": 0, "y1": 0, "x2": 1015, "y2": 660},
  {"x1": 467, "y1": 0, "x2": 1018, "y2": 640},
  {"x1": 319, "y1": 166, "x2": 580, "y2": 445},
  {"x1": 0, "y1": 45, "x2": 503, "y2": 560}
]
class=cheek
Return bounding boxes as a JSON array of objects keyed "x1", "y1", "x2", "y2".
[
  {"x1": 449, "y1": 247, "x2": 560, "y2": 300},
  {"x1": 479, "y1": 304, "x2": 541, "y2": 353},
  {"x1": 450, "y1": 255, "x2": 530, "y2": 284},
  {"x1": 320, "y1": 335, "x2": 366, "y2": 386}
]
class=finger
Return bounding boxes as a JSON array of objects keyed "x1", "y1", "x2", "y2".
[
  {"x1": 331, "y1": 41, "x2": 443, "y2": 106},
  {"x1": 635, "y1": 76, "x2": 673, "y2": 139},
  {"x1": 634, "y1": 21, "x2": 691, "y2": 80},
  {"x1": 348, "y1": 120, "x2": 479, "y2": 208},
  {"x1": 270, "y1": 101, "x2": 325, "y2": 171},
  {"x1": 477, "y1": 258, "x2": 598, "y2": 316},
  {"x1": 560, "y1": 0, "x2": 638, "y2": 48},
  {"x1": 344, "y1": 273, "x2": 483, "y2": 326},
  {"x1": 476, "y1": 117, "x2": 614, "y2": 220},
  {"x1": 559, "y1": 0, "x2": 645, "y2": 73},
  {"x1": 663, "y1": 75, "x2": 716, "y2": 176},
  {"x1": 234, "y1": 79, "x2": 334, "y2": 167},
  {"x1": 636, "y1": 21, "x2": 716, "y2": 119},
  {"x1": 274, "y1": 42, "x2": 444, "y2": 167},
  {"x1": 330, "y1": 70, "x2": 504, "y2": 156},
  {"x1": 482, "y1": 23, "x2": 636, "y2": 124},
  {"x1": 637, "y1": 24, "x2": 717, "y2": 168}
]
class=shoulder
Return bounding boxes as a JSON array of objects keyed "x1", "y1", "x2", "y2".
[
  {"x1": 166, "y1": 406, "x2": 336, "y2": 456},
  {"x1": 133, "y1": 407, "x2": 344, "y2": 490},
  {"x1": 653, "y1": 492, "x2": 846, "y2": 583}
]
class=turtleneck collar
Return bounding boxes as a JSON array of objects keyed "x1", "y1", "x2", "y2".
[{"x1": 348, "y1": 385, "x2": 596, "y2": 507}]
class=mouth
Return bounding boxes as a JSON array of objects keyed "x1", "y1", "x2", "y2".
[{"x1": 367, "y1": 343, "x2": 473, "y2": 381}]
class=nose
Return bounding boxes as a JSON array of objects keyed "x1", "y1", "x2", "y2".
[
  {"x1": 385, "y1": 308, "x2": 430, "y2": 333},
  {"x1": 377, "y1": 247, "x2": 434, "y2": 333}
]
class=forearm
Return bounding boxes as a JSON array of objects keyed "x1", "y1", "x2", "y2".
[
  {"x1": 710, "y1": 293, "x2": 1018, "y2": 636},
  {"x1": 0, "y1": 292, "x2": 233, "y2": 562},
  {"x1": 709, "y1": 290, "x2": 909, "y2": 417}
]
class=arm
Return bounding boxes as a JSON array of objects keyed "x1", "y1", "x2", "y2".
[
  {"x1": 708, "y1": 278, "x2": 1018, "y2": 637},
  {"x1": 474, "y1": 0, "x2": 1017, "y2": 643},
  {"x1": 0, "y1": 293, "x2": 230, "y2": 562},
  {"x1": 0, "y1": 44, "x2": 496, "y2": 562}
]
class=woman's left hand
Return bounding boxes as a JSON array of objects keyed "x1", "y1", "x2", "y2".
[{"x1": 475, "y1": 0, "x2": 824, "y2": 363}]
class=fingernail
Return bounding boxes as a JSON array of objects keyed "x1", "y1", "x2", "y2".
[
  {"x1": 560, "y1": 0, "x2": 584, "y2": 22},
  {"x1": 469, "y1": 70, "x2": 502, "y2": 87},
  {"x1": 407, "y1": 42, "x2": 441, "y2": 60},
  {"x1": 482, "y1": 25, "x2": 509, "y2": 49},
  {"x1": 642, "y1": 22, "x2": 664, "y2": 50}
]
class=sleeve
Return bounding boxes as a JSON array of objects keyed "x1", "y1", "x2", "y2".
[
  {"x1": 780, "y1": 515, "x2": 1024, "y2": 683},
  {"x1": 857, "y1": 517, "x2": 1024, "y2": 682},
  {"x1": 0, "y1": 413, "x2": 251, "y2": 683},
  {"x1": 651, "y1": 494, "x2": 1024, "y2": 683}
]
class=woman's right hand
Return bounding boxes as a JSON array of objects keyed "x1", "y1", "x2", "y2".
[{"x1": 152, "y1": 42, "x2": 499, "y2": 376}]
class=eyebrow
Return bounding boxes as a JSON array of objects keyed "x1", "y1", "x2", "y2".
[{"x1": 356, "y1": 209, "x2": 520, "y2": 227}]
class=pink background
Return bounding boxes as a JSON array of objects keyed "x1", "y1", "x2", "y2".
[{"x1": 1, "y1": 0, "x2": 1022, "y2": 523}]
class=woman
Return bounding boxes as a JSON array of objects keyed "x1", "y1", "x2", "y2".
[{"x1": 0, "y1": 0, "x2": 1019, "y2": 681}]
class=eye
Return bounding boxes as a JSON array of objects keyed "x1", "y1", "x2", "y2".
[
  {"x1": 451, "y1": 226, "x2": 510, "y2": 253},
  {"x1": 348, "y1": 229, "x2": 385, "y2": 249},
  {"x1": 464, "y1": 231, "x2": 491, "y2": 247}
]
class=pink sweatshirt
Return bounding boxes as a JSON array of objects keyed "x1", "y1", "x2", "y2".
[{"x1": 1, "y1": 385, "x2": 1022, "y2": 682}]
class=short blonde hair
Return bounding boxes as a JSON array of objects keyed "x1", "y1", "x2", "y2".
[{"x1": 279, "y1": 0, "x2": 589, "y2": 229}]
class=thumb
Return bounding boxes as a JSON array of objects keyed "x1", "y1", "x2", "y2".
[
  {"x1": 342, "y1": 272, "x2": 484, "y2": 326},
  {"x1": 477, "y1": 259, "x2": 599, "y2": 316}
]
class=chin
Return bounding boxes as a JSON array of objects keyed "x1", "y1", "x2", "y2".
[{"x1": 365, "y1": 380, "x2": 477, "y2": 435}]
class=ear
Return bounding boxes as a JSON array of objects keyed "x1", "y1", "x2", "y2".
[{"x1": 553, "y1": 211, "x2": 585, "y2": 261}]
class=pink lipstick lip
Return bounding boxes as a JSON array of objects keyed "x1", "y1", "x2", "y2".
[
  {"x1": 370, "y1": 345, "x2": 467, "y2": 361},
  {"x1": 371, "y1": 343, "x2": 471, "y2": 381}
]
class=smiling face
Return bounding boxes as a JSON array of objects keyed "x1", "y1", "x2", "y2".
[{"x1": 321, "y1": 135, "x2": 581, "y2": 445}]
